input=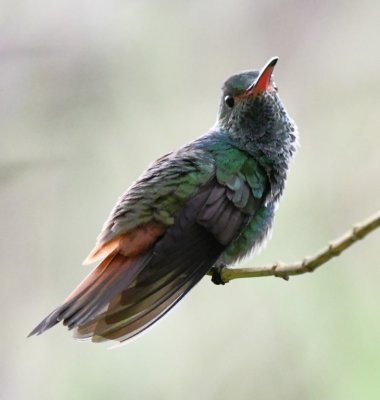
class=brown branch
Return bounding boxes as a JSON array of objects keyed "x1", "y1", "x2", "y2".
[{"x1": 213, "y1": 210, "x2": 380, "y2": 283}]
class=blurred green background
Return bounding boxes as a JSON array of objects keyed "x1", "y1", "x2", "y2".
[{"x1": 1, "y1": 1, "x2": 380, "y2": 399}]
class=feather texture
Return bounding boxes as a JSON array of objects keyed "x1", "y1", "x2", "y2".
[
  {"x1": 75, "y1": 190, "x2": 225, "y2": 342},
  {"x1": 29, "y1": 185, "x2": 228, "y2": 342},
  {"x1": 28, "y1": 142, "x2": 273, "y2": 343}
]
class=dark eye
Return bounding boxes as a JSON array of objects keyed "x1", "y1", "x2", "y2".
[{"x1": 224, "y1": 95, "x2": 235, "y2": 108}]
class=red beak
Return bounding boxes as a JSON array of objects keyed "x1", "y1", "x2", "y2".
[{"x1": 247, "y1": 57, "x2": 278, "y2": 97}]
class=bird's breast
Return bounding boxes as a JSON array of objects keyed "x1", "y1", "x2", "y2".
[{"x1": 220, "y1": 202, "x2": 276, "y2": 265}]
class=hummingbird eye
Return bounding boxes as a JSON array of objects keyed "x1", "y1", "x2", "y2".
[{"x1": 224, "y1": 95, "x2": 235, "y2": 108}]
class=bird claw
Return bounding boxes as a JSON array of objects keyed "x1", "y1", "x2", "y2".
[{"x1": 211, "y1": 263, "x2": 227, "y2": 285}]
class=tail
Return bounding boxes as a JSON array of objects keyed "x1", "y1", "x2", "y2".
[
  {"x1": 28, "y1": 250, "x2": 153, "y2": 339},
  {"x1": 28, "y1": 198, "x2": 225, "y2": 343}
]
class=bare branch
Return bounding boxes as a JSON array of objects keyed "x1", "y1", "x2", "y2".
[{"x1": 213, "y1": 210, "x2": 380, "y2": 283}]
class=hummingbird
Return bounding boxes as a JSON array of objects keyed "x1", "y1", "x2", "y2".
[{"x1": 29, "y1": 57, "x2": 298, "y2": 343}]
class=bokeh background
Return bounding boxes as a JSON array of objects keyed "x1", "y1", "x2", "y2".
[{"x1": 1, "y1": 1, "x2": 380, "y2": 399}]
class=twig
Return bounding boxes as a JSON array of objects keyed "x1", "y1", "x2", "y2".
[{"x1": 212, "y1": 210, "x2": 380, "y2": 283}]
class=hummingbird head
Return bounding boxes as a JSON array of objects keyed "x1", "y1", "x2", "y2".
[
  {"x1": 218, "y1": 57, "x2": 279, "y2": 124},
  {"x1": 216, "y1": 57, "x2": 297, "y2": 167}
]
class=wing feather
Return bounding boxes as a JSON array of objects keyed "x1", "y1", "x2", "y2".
[{"x1": 29, "y1": 141, "x2": 271, "y2": 343}]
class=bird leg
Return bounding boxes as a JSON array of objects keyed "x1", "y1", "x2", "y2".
[{"x1": 210, "y1": 263, "x2": 227, "y2": 285}]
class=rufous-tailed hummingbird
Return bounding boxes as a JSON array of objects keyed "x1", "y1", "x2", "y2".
[{"x1": 29, "y1": 57, "x2": 298, "y2": 343}]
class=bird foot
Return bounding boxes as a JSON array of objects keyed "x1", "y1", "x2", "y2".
[{"x1": 210, "y1": 263, "x2": 227, "y2": 285}]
